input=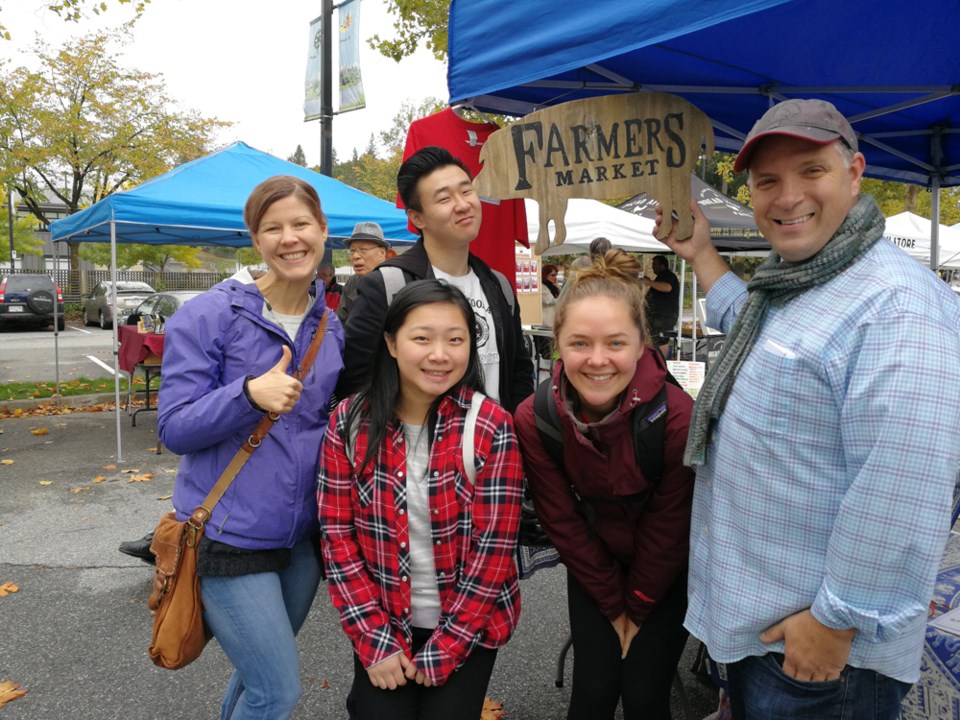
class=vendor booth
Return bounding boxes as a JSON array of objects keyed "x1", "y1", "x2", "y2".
[{"x1": 447, "y1": 0, "x2": 960, "y2": 267}]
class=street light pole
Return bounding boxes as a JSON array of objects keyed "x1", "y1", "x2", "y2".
[{"x1": 320, "y1": 0, "x2": 334, "y2": 177}]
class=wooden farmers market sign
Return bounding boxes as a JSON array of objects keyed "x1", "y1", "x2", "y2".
[{"x1": 475, "y1": 92, "x2": 715, "y2": 254}]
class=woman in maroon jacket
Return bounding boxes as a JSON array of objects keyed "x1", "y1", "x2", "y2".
[{"x1": 514, "y1": 249, "x2": 695, "y2": 720}]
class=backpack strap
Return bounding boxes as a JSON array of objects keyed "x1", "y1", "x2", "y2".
[
  {"x1": 462, "y1": 392, "x2": 485, "y2": 487},
  {"x1": 630, "y1": 383, "x2": 668, "y2": 485},
  {"x1": 381, "y1": 266, "x2": 408, "y2": 307},
  {"x1": 345, "y1": 392, "x2": 485, "y2": 488},
  {"x1": 532, "y1": 378, "x2": 563, "y2": 467},
  {"x1": 491, "y1": 269, "x2": 516, "y2": 316}
]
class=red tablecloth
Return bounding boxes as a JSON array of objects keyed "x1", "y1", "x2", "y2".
[{"x1": 118, "y1": 325, "x2": 165, "y2": 374}]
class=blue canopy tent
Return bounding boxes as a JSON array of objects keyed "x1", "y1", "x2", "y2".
[
  {"x1": 50, "y1": 141, "x2": 416, "y2": 460},
  {"x1": 447, "y1": 0, "x2": 960, "y2": 267},
  {"x1": 51, "y1": 141, "x2": 416, "y2": 246}
]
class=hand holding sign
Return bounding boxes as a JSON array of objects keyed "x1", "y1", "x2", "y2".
[{"x1": 474, "y1": 92, "x2": 715, "y2": 254}]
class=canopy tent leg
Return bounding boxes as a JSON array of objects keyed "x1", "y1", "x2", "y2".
[
  {"x1": 111, "y1": 222, "x2": 123, "y2": 463},
  {"x1": 930, "y1": 127, "x2": 943, "y2": 272},
  {"x1": 52, "y1": 241, "x2": 61, "y2": 403}
]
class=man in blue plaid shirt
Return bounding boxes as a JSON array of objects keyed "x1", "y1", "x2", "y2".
[{"x1": 658, "y1": 99, "x2": 960, "y2": 719}]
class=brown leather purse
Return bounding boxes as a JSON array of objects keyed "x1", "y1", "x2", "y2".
[{"x1": 147, "y1": 311, "x2": 329, "y2": 669}]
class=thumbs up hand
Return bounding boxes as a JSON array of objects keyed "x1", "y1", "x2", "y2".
[{"x1": 246, "y1": 345, "x2": 303, "y2": 415}]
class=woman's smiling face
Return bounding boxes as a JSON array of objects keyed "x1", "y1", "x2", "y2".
[
  {"x1": 557, "y1": 295, "x2": 643, "y2": 422},
  {"x1": 386, "y1": 301, "x2": 471, "y2": 420},
  {"x1": 252, "y1": 195, "x2": 327, "y2": 285}
]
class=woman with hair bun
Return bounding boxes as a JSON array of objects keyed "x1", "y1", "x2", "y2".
[{"x1": 513, "y1": 249, "x2": 695, "y2": 720}]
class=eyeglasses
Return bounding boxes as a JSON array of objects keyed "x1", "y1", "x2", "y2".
[{"x1": 348, "y1": 246, "x2": 381, "y2": 257}]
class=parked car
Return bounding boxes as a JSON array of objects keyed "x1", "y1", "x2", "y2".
[
  {"x1": 131, "y1": 291, "x2": 203, "y2": 323},
  {"x1": 0, "y1": 274, "x2": 65, "y2": 331},
  {"x1": 82, "y1": 281, "x2": 155, "y2": 329}
]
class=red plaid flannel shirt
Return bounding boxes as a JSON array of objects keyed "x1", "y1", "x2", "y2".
[{"x1": 318, "y1": 387, "x2": 523, "y2": 685}]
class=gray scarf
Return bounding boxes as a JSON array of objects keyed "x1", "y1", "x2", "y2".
[{"x1": 684, "y1": 194, "x2": 886, "y2": 467}]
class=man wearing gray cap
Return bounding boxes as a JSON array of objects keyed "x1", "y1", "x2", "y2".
[
  {"x1": 658, "y1": 99, "x2": 960, "y2": 718},
  {"x1": 336, "y1": 222, "x2": 390, "y2": 324}
]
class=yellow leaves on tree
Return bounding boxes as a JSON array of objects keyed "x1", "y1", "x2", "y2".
[
  {"x1": 0, "y1": 582, "x2": 19, "y2": 597},
  {"x1": 0, "y1": 680, "x2": 27, "y2": 708}
]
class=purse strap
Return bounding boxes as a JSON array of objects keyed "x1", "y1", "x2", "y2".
[{"x1": 188, "y1": 310, "x2": 330, "y2": 528}]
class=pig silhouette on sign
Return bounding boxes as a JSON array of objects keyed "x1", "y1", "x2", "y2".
[{"x1": 475, "y1": 92, "x2": 715, "y2": 254}]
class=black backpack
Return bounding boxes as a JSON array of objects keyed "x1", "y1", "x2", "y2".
[{"x1": 520, "y1": 372, "x2": 681, "y2": 546}]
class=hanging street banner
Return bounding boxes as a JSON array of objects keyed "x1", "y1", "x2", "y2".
[
  {"x1": 303, "y1": 15, "x2": 324, "y2": 122},
  {"x1": 338, "y1": 0, "x2": 365, "y2": 113},
  {"x1": 474, "y1": 92, "x2": 715, "y2": 255}
]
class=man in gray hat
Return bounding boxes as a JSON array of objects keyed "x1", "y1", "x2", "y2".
[
  {"x1": 658, "y1": 99, "x2": 960, "y2": 718},
  {"x1": 336, "y1": 221, "x2": 390, "y2": 324}
]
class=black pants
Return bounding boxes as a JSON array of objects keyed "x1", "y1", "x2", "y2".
[
  {"x1": 567, "y1": 570, "x2": 689, "y2": 720},
  {"x1": 348, "y1": 626, "x2": 497, "y2": 720}
]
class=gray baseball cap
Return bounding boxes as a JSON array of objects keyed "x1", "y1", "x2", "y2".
[
  {"x1": 734, "y1": 99, "x2": 858, "y2": 172},
  {"x1": 345, "y1": 221, "x2": 390, "y2": 249}
]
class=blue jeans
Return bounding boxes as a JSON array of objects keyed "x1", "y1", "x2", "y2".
[
  {"x1": 726, "y1": 653, "x2": 912, "y2": 720},
  {"x1": 201, "y1": 539, "x2": 322, "y2": 720}
]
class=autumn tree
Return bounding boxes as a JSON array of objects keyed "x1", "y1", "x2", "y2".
[
  {"x1": 370, "y1": 0, "x2": 448, "y2": 62},
  {"x1": 0, "y1": 0, "x2": 150, "y2": 41},
  {"x1": 332, "y1": 97, "x2": 446, "y2": 203},
  {"x1": 0, "y1": 29, "x2": 228, "y2": 290},
  {"x1": 0, "y1": 204, "x2": 45, "y2": 264}
]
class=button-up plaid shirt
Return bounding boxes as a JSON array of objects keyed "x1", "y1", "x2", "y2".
[{"x1": 318, "y1": 387, "x2": 523, "y2": 685}]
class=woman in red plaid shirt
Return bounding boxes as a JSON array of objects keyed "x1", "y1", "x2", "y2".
[{"x1": 318, "y1": 280, "x2": 524, "y2": 720}]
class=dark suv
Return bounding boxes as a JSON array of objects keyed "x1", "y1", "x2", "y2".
[{"x1": 0, "y1": 274, "x2": 66, "y2": 331}]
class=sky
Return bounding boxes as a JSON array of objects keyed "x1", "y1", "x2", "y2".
[{"x1": 3, "y1": 0, "x2": 450, "y2": 166}]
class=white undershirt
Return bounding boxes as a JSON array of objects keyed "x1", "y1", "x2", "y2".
[
  {"x1": 262, "y1": 293, "x2": 315, "y2": 341},
  {"x1": 402, "y1": 422, "x2": 441, "y2": 628},
  {"x1": 431, "y1": 266, "x2": 501, "y2": 402}
]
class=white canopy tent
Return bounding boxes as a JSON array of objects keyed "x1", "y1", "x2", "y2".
[
  {"x1": 883, "y1": 212, "x2": 960, "y2": 269},
  {"x1": 526, "y1": 198, "x2": 667, "y2": 257}
]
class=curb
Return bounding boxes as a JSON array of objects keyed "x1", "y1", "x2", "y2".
[{"x1": 0, "y1": 390, "x2": 154, "y2": 414}]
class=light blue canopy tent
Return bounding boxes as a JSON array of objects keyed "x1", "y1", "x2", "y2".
[
  {"x1": 50, "y1": 141, "x2": 416, "y2": 460},
  {"x1": 51, "y1": 141, "x2": 416, "y2": 246},
  {"x1": 447, "y1": 0, "x2": 960, "y2": 267}
]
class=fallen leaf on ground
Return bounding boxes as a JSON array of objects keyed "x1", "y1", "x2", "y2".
[
  {"x1": 38, "y1": 480, "x2": 52, "y2": 486},
  {"x1": 0, "y1": 680, "x2": 27, "y2": 707},
  {"x1": 128, "y1": 474, "x2": 152, "y2": 483},
  {"x1": 320, "y1": 679, "x2": 330, "y2": 689},
  {"x1": 0, "y1": 582, "x2": 19, "y2": 597},
  {"x1": 122, "y1": 468, "x2": 141, "y2": 474},
  {"x1": 102, "y1": 464, "x2": 117, "y2": 470},
  {"x1": 147, "y1": 447, "x2": 158, "y2": 452},
  {"x1": 30, "y1": 428, "x2": 48, "y2": 436},
  {"x1": 157, "y1": 494, "x2": 173, "y2": 500},
  {"x1": 70, "y1": 486, "x2": 90, "y2": 494},
  {"x1": 0, "y1": 459, "x2": 13, "y2": 465},
  {"x1": 481, "y1": 697, "x2": 506, "y2": 719},
  {"x1": 91, "y1": 475, "x2": 106, "y2": 483}
]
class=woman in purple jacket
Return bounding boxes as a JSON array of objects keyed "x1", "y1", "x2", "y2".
[
  {"x1": 514, "y1": 249, "x2": 695, "y2": 720},
  {"x1": 158, "y1": 176, "x2": 344, "y2": 719}
]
